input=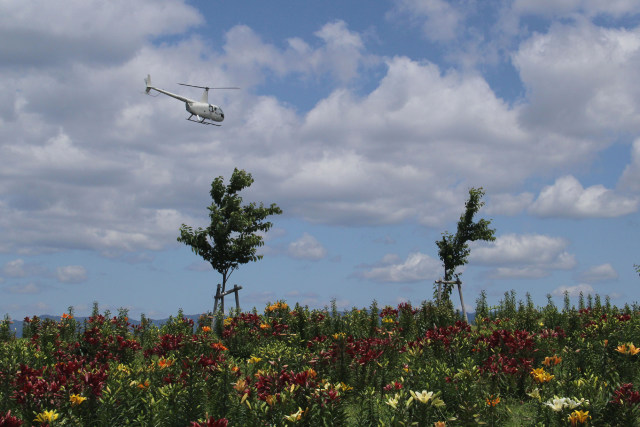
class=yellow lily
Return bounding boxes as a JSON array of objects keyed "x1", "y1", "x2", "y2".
[
  {"x1": 568, "y1": 409, "x2": 590, "y2": 426},
  {"x1": 34, "y1": 409, "x2": 59, "y2": 424}
]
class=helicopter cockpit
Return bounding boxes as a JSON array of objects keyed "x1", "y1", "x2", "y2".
[{"x1": 209, "y1": 105, "x2": 224, "y2": 120}]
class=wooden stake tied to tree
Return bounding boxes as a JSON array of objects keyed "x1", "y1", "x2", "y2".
[{"x1": 178, "y1": 168, "x2": 282, "y2": 314}]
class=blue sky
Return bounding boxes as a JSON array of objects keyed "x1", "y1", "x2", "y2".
[{"x1": 1, "y1": 0, "x2": 640, "y2": 319}]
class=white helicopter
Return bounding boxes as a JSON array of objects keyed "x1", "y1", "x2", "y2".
[{"x1": 144, "y1": 74, "x2": 238, "y2": 126}]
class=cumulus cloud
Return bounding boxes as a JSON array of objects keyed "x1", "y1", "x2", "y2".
[
  {"x1": 56, "y1": 265, "x2": 88, "y2": 284},
  {"x1": 392, "y1": 0, "x2": 463, "y2": 42},
  {"x1": 471, "y1": 234, "x2": 576, "y2": 279},
  {"x1": 358, "y1": 252, "x2": 442, "y2": 283},
  {"x1": 511, "y1": 0, "x2": 640, "y2": 19},
  {"x1": 579, "y1": 263, "x2": 619, "y2": 283},
  {"x1": 0, "y1": 1, "x2": 638, "y2": 262},
  {"x1": 287, "y1": 233, "x2": 327, "y2": 260},
  {"x1": 486, "y1": 192, "x2": 535, "y2": 215},
  {"x1": 0, "y1": 0, "x2": 203, "y2": 67},
  {"x1": 2, "y1": 259, "x2": 48, "y2": 277},
  {"x1": 529, "y1": 175, "x2": 638, "y2": 218},
  {"x1": 514, "y1": 21, "x2": 640, "y2": 139},
  {"x1": 552, "y1": 284, "x2": 595, "y2": 298},
  {"x1": 3, "y1": 259, "x2": 26, "y2": 277},
  {"x1": 286, "y1": 290, "x2": 321, "y2": 307},
  {"x1": 223, "y1": 20, "x2": 374, "y2": 85},
  {"x1": 310, "y1": 20, "x2": 371, "y2": 82},
  {"x1": 4, "y1": 282, "x2": 43, "y2": 295},
  {"x1": 619, "y1": 139, "x2": 640, "y2": 192},
  {"x1": 243, "y1": 290, "x2": 277, "y2": 306}
]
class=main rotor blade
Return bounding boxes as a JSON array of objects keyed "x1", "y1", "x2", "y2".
[{"x1": 178, "y1": 83, "x2": 240, "y2": 90}]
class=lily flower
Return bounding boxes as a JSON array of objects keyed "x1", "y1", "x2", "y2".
[
  {"x1": 70, "y1": 394, "x2": 87, "y2": 406},
  {"x1": 531, "y1": 367, "x2": 554, "y2": 383},
  {"x1": 628, "y1": 344, "x2": 640, "y2": 355},
  {"x1": 410, "y1": 390, "x2": 434, "y2": 404},
  {"x1": 544, "y1": 396, "x2": 568, "y2": 412},
  {"x1": 568, "y1": 410, "x2": 591, "y2": 426},
  {"x1": 283, "y1": 407, "x2": 304, "y2": 422},
  {"x1": 486, "y1": 395, "x2": 500, "y2": 407},
  {"x1": 34, "y1": 410, "x2": 59, "y2": 423},
  {"x1": 527, "y1": 388, "x2": 541, "y2": 401},
  {"x1": 386, "y1": 394, "x2": 400, "y2": 409},
  {"x1": 542, "y1": 355, "x2": 562, "y2": 366}
]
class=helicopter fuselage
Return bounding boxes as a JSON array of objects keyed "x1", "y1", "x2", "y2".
[{"x1": 186, "y1": 101, "x2": 224, "y2": 122}]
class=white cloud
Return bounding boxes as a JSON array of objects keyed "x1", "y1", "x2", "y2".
[
  {"x1": 579, "y1": 263, "x2": 619, "y2": 283},
  {"x1": 486, "y1": 192, "x2": 535, "y2": 215},
  {"x1": 223, "y1": 20, "x2": 374, "y2": 85},
  {"x1": 514, "y1": 21, "x2": 640, "y2": 139},
  {"x1": 56, "y1": 265, "x2": 87, "y2": 284},
  {"x1": 511, "y1": 0, "x2": 640, "y2": 19},
  {"x1": 0, "y1": 2, "x2": 637, "y2": 261},
  {"x1": 393, "y1": 0, "x2": 463, "y2": 42},
  {"x1": 619, "y1": 139, "x2": 640, "y2": 192},
  {"x1": 311, "y1": 20, "x2": 370, "y2": 82},
  {"x1": 0, "y1": 0, "x2": 203, "y2": 66},
  {"x1": 5, "y1": 282, "x2": 43, "y2": 295},
  {"x1": 287, "y1": 233, "x2": 327, "y2": 260},
  {"x1": 552, "y1": 284, "x2": 595, "y2": 298},
  {"x1": 3, "y1": 259, "x2": 26, "y2": 277},
  {"x1": 529, "y1": 175, "x2": 638, "y2": 218},
  {"x1": 285, "y1": 290, "x2": 321, "y2": 307},
  {"x1": 471, "y1": 234, "x2": 576, "y2": 279},
  {"x1": 244, "y1": 290, "x2": 277, "y2": 306},
  {"x1": 486, "y1": 267, "x2": 549, "y2": 280},
  {"x1": 359, "y1": 252, "x2": 442, "y2": 283}
]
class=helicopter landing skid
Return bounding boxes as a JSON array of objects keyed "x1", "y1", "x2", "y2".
[{"x1": 186, "y1": 115, "x2": 221, "y2": 126}]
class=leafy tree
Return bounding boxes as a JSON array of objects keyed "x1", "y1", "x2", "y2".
[
  {"x1": 436, "y1": 187, "x2": 495, "y2": 300},
  {"x1": 636, "y1": 264, "x2": 639, "y2": 277},
  {"x1": 178, "y1": 168, "x2": 282, "y2": 311}
]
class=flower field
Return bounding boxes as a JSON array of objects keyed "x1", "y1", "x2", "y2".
[{"x1": 1, "y1": 292, "x2": 640, "y2": 426}]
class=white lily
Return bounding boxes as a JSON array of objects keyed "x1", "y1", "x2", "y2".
[
  {"x1": 544, "y1": 396, "x2": 568, "y2": 412},
  {"x1": 386, "y1": 394, "x2": 400, "y2": 409},
  {"x1": 410, "y1": 390, "x2": 434, "y2": 404}
]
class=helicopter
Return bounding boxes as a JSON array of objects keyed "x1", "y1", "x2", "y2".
[{"x1": 144, "y1": 74, "x2": 238, "y2": 126}]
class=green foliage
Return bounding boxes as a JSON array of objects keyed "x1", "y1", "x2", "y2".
[
  {"x1": 435, "y1": 187, "x2": 496, "y2": 299},
  {"x1": 0, "y1": 315, "x2": 15, "y2": 343},
  {"x1": 177, "y1": 168, "x2": 282, "y2": 297},
  {"x1": 5, "y1": 294, "x2": 640, "y2": 425}
]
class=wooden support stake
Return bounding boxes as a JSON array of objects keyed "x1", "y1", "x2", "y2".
[
  {"x1": 214, "y1": 284, "x2": 243, "y2": 317},
  {"x1": 457, "y1": 281, "x2": 468, "y2": 324},
  {"x1": 434, "y1": 279, "x2": 468, "y2": 324}
]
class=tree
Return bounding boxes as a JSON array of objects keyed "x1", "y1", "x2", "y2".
[
  {"x1": 178, "y1": 168, "x2": 282, "y2": 312},
  {"x1": 436, "y1": 187, "x2": 495, "y2": 302}
]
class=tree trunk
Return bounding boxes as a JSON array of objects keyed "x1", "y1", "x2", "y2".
[{"x1": 220, "y1": 271, "x2": 228, "y2": 315}]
